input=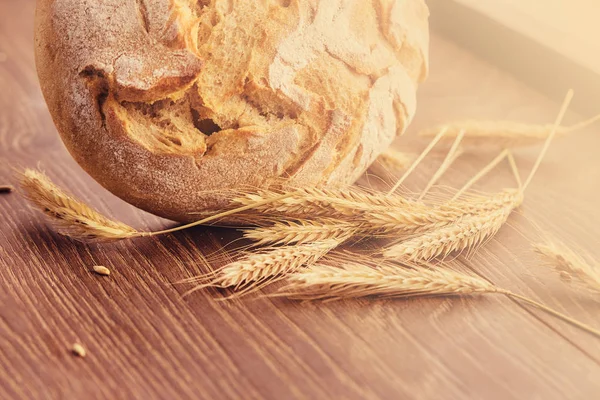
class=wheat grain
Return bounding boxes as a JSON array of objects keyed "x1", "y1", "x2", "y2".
[
  {"x1": 418, "y1": 113, "x2": 600, "y2": 149},
  {"x1": 278, "y1": 262, "x2": 499, "y2": 300},
  {"x1": 534, "y1": 242, "x2": 600, "y2": 293},
  {"x1": 20, "y1": 169, "x2": 140, "y2": 242},
  {"x1": 71, "y1": 343, "x2": 86, "y2": 358},
  {"x1": 383, "y1": 191, "x2": 524, "y2": 261},
  {"x1": 92, "y1": 265, "x2": 111, "y2": 276},
  {"x1": 243, "y1": 219, "x2": 355, "y2": 246},
  {"x1": 0, "y1": 184, "x2": 14, "y2": 193}
]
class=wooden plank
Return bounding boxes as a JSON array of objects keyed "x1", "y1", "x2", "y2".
[{"x1": 1, "y1": 1, "x2": 600, "y2": 399}]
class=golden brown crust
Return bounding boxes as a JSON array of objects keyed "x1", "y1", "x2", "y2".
[{"x1": 35, "y1": 0, "x2": 429, "y2": 222}]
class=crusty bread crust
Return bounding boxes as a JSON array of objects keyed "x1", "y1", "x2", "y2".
[{"x1": 35, "y1": 0, "x2": 429, "y2": 222}]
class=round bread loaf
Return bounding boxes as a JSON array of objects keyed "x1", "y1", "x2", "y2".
[{"x1": 34, "y1": 0, "x2": 430, "y2": 222}]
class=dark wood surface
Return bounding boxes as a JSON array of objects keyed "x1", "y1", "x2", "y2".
[{"x1": 1, "y1": 1, "x2": 600, "y2": 399}]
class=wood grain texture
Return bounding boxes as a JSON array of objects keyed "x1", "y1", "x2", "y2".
[{"x1": 1, "y1": 1, "x2": 600, "y2": 399}]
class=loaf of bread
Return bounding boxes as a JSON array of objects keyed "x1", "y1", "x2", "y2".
[{"x1": 35, "y1": 0, "x2": 430, "y2": 222}]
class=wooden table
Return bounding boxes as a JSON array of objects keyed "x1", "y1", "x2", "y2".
[{"x1": 1, "y1": 1, "x2": 599, "y2": 399}]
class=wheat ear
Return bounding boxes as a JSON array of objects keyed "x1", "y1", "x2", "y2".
[
  {"x1": 418, "y1": 111, "x2": 600, "y2": 149},
  {"x1": 237, "y1": 186, "x2": 525, "y2": 239},
  {"x1": 23, "y1": 166, "x2": 451, "y2": 243},
  {"x1": 449, "y1": 188, "x2": 523, "y2": 215},
  {"x1": 242, "y1": 184, "x2": 507, "y2": 237},
  {"x1": 278, "y1": 262, "x2": 498, "y2": 300},
  {"x1": 383, "y1": 191, "x2": 524, "y2": 261},
  {"x1": 190, "y1": 238, "x2": 346, "y2": 297},
  {"x1": 20, "y1": 169, "x2": 140, "y2": 242},
  {"x1": 400, "y1": 149, "x2": 518, "y2": 234},
  {"x1": 235, "y1": 186, "x2": 416, "y2": 214},
  {"x1": 20, "y1": 168, "x2": 298, "y2": 242},
  {"x1": 277, "y1": 262, "x2": 600, "y2": 338},
  {"x1": 243, "y1": 219, "x2": 356, "y2": 247},
  {"x1": 237, "y1": 188, "x2": 480, "y2": 237},
  {"x1": 534, "y1": 242, "x2": 600, "y2": 293},
  {"x1": 246, "y1": 189, "x2": 526, "y2": 242},
  {"x1": 233, "y1": 187, "x2": 425, "y2": 224}
]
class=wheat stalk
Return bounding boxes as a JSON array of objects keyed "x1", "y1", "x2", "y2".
[
  {"x1": 243, "y1": 219, "x2": 356, "y2": 246},
  {"x1": 20, "y1": 169, "x2": 140, "y2": 242},
  {"x1": 419, "y1": 129, "x2": 466, "y2": 200},
  {"x1": 388, "y1": 127, "x2": 451, "y2": 194},
  {"x1": 534, "y1": 242, "x2": 600, "y2": 293},
  {"x1": 368, "y1": 149, "x2": 417, "y2": 178},
  {"x1": 451, "y1": 150, "x2": 512, "y2": 201},
  {"x1": 418, "y1": 112, "x2": 600, "y2": 149},
  {"x1": 383, "y1": 190, "x2": 524, "y2": 261}
]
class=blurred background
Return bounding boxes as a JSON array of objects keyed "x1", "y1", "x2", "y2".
[{"x1": 429, "y1": 0, "x2": 600, "y2": 115}]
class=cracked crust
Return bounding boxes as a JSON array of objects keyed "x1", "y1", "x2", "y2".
[{"x1": 34, "y1": 0, "x2": 430, "y2": 222}]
